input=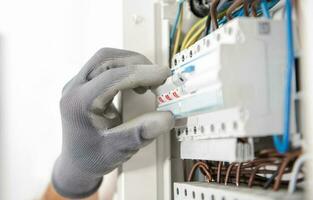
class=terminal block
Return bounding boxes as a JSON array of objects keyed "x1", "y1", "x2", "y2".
[
  {"x1": 174, "y1": 182, "x2": 303, "y2": 200},
  {"x1": 180, "y1": 138, "x2": 254, "y2": 162}
]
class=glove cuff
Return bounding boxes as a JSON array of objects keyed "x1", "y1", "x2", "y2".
[{"x1": 52, "y1": 156, "x2": 103, "y2": 199}]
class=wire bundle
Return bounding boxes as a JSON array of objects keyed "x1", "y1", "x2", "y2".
[
  {"x1": 187, "y1": 150, "x2": 303, "y2": 191},
  {"x1": 171, "y1": 0, "x2": 280, "y2": 56}
]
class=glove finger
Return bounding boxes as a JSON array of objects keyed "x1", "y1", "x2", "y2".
[
  {"x1": 82, "y1": 65, "x2": 170, "y2": 106},
  {"x1": 86, "y1": 52, "x2": 152, "y2": 81},
  {"x1": 89, "y1": 104, "x2": 121, "y2": 130},
  {"x1": 102, "y1": 111, "x2": 174, "y2": 151},
  {"x1": 77, "y1": 48, "x2": 152, "y2": 83}
]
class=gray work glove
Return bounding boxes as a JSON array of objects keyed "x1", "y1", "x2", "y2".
[{"x1": 52, "y1": 48, "x2": 174, "y2": 199}]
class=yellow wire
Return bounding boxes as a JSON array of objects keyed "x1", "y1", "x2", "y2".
[
  {"x1": 218, "y1": 9, "x2": 227, "y2": 18},
  {"x1": 181, "y1": 10, "x2": 227, "y2": 49},
  {"x1": 184, "y1": 24, "x2": 206, "y2": 49},
  {"x1": 173, "y1": 7, "x2": 183, "y2": 56},
  {"x1": 174, "y1": 9, "x2": 227, "y2": 54},
  {"x1": 181, "y1": 17, "x2": 207, "y2": 50}
]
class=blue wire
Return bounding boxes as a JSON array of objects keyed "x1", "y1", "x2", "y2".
[
  {"x1": 273, "y1": 0, "x2": 295, "y2": 154},
  {"x1": 261, "y1": 0, "x2": 271, "y2": 18},
  {"x1": 237, "y1": 8, "x2": 245, "y2": 16},
  {"x1": 170, "y1": 2, "x2": 183, "y2": 49}
]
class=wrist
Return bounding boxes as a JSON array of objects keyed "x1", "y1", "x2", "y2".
[{"x1": 52, "y1": 156, "x2": 103, "y2": 199}]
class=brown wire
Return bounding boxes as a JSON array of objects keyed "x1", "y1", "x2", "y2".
[
  {"x1": 251, "y1": 0, "x2": 259, "y2": 17},
  {"x1": 210, "y1": 0, "x2": 221, "y2": 30},
  {"x1": 226, "y1": 0, "x2": 244, "y2": 20},
  {"x1": 273, "y1": 151, "x2": 302, "y2": 190},
  {"x1": 236, "y1": 163, "x2": 242, "y2": 186},
  {"x1": 205, "y1": 161, "x2": 215, "y2": 180},
  {"x1": 217, "y1": 161, "x2": 223, "y2": 183},
  {"x1": 243, "y1": 0, "x2": 249, "y2": 16},
  {"x1": 199, "y1": 165, "x2": 213, "y2": 182},
  {"x1": 259, "y1": 148, "x2": 277, "y2": 156},
  {"x1": 212, "y1": 168, "x2": 278, "y2": 176},
  {"x1": 241, "y1": 157, "x2": 279, "y2": 168},
  {"x1": 224, "y1": 162, "x2": 237, "y2": 185},
  {"x1": 188, "y1": 161, "x2": 213, "y2": 182},
  {"x1": 188, "y1": 161, "x2": 204, "y2": 181},
  {"x1": 248, "y1": 162, "x2": 275, "y2": 187},
  {"x1": 186, "y1": 150, "x2": 301, "y2": 188},
  {"x1": 258, "y1": 149, "x2": 286, "y2": 158}
]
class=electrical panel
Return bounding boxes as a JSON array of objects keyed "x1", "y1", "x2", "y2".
[
  {"x1": 120, "y1": 0, "x2": 311, "y2": 199},
  {"x1": 156, "y1": 0, "x2": 306, "y2": 199}
]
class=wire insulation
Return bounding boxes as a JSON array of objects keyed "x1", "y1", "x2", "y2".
[
  {"x1": 288, "y1": 154, "x2": 310, "y2": 193},
  {"x1": 261, "y1": 0, "x2": 271, "y2": 18},
  {"x1": 181, "y1": 17, "x2": 207, "y2": 50},
  {"x1": 273, "y1": 0, "x2": 295, "y2": 154},
  {"x1": 184, "y1": 24, "x2": 206, "y2": 49},
  {"x1": 170, "y1": 2, "x2": 184, "y2": 50},
  {"x1": 173, "y1": 7, "x2": 184, "y2": 55}
]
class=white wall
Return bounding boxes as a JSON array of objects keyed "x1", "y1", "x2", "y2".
[{"x1": 0, "y1": 0, "x2": 122, "y2": 199}]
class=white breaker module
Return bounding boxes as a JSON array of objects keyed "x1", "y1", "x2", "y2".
[
  {"x1": 180, "y1": 138, "x2": 254, "y2": 162},
  {"x1": 174, "y1": 182, "x2": 303, "y2": 200},
  {"x1": 156, "y1": 17, "x2": 296, "y2": 141}
]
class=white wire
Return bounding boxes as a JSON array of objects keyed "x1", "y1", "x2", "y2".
[
  {"x1": 288, "y1": 154, "x2": 310, "y2": 193},
  {"x1": 271, "y1": 0, "x2": 285, "y2": 18}
]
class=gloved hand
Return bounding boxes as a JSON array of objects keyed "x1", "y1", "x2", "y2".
[{"x1": 52, "y1": 48, "x2": 174, "y2": 199}]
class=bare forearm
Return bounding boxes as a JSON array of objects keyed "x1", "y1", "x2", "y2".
[{"x1": 42, "y1": 184, "x2": 98, "y2": 200}]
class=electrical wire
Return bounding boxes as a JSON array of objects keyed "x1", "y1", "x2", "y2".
[
  {"x1": 210, "y1": 0, "x2": 221, "y2": 30},
  {"x1": 273, "y1": 0, "x2": 295, "y2": 154},
  {"x1": 173, "y1": 7, "x2": 184, "y2": 56},
  {"x1": 184, "y1": 8, "x2": 229, "y2": 48},
  {"x1": 181, "y1": 17, "x2": 207, "y2": 50},
  {"x1": 206, "y1": 8, "x2": 229, "y2": 35},
  {"x1": 184, "y1": 24, "x2": 206, "y2": 49},
  {"x1": 181, "y1": 0, "x2": 280, "y2": 51},
  {"x1": 188, "y1": 161, "x2": 213, "y2": 182},
  {"x1": 205, "y1": 14, "x2": 211, "y2": 35},
  {"x1": 248, "y1": 162, "x2": 275, "y2": 187},
  {"x1": 261, "y1": 0, "x2": 271, "y2": 18},
  {"x1": 243, "y1": 0, "x2": 249, "y2": 16},
  {"x1": 263, "y1": 171, "x2": 279, "y2": 189},
  {"x1": 251, "y1": 0, "x2": 259, "y2": 17},
  {"x1": 224, "y1": 162, "x2": 237, "y2": 185},
  {"x1": 236, "y1": 163, "x2": 242, "y2": 186},
  {"x1": 274, "y1": 151, "x2": 301, "y2": 190},
  {"x1": 187, "y1": 149, "x2": 303, "y2": 189},
  {"x1": 226, "y1": 0, "x2": 245, "y2": 20},
  {"x1": 176, "y1": 0, "x2": 279, "y2": 54},
  {"x1": 217, "y1": 161, "x2": 223, "y2": 183},
  {"x1": 288, "y1": 154, "x2": 310, "y2": 193},
  {"x1": 170, "y1": 1, "x2": 185, "y2": 50}
]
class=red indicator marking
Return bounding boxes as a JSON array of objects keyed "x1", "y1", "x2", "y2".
[
  {"x1": 173, "y1": 91, "x2": 180, "y2": 98},
  {"x1": 158, "y1": 97, "x2": 164, "y2": 103},
  {"x1": 165, "y1": 94, "x2": 172, "y2": 100}
]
